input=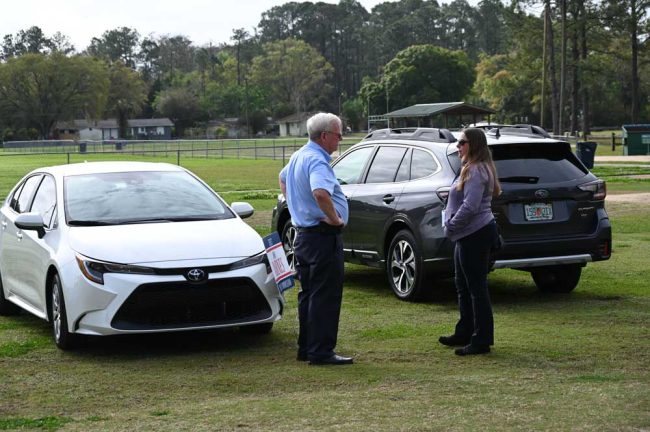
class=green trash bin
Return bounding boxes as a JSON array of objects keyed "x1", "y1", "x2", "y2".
[
  {"x1": 79, "y1": 142, "x2": 87, "y2": 153},
  {"x1": 576, "y1": 141, "x2": 597, "y2": 169},
  {"x1": 622, "y1": 124, "x2": 650, "y2": 155}
]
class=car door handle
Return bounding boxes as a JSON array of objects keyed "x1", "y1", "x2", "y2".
[
  {"x1": 345, "y1": 195, "x2": 351, "y2": 201},
  {"x1": 1, "y1": 220, "x2": 6, "y2": 230},
  {"x1": 382, "y1": 195, "x2": 395, "y2": 204},
  {"x1": 16, "y1": 232, "x2": 23, "y2": 241}
]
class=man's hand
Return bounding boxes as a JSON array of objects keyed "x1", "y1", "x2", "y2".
[{"x1": 313, "y1": 188, "x2": 343, "y2": 226}]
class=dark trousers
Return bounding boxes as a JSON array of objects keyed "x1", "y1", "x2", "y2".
[
  {"x1": 454, "y1": 221, "x2": 497, "y2": 347},
  {"x1": 294, "y1": 231, "x2": 344, "y2": 361}
]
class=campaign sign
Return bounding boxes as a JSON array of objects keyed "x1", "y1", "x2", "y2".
[{"x1": 263, "y1": 232, "x2": 295, "y2": 292}]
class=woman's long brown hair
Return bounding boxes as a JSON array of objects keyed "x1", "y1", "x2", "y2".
[{"x1": 456, "y1": 128, "x2": 502, "y2": 197}]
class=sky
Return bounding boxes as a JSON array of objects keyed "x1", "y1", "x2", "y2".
[{"x1": 0, "y1": 0, "x2": 403, "y2": 51}]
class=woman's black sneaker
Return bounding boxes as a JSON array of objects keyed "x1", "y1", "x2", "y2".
[{"x1": 438, "y1": 334, "x2": 470, "y2": 347}]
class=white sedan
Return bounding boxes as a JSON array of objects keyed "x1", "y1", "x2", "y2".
[{"x1": 0, "y1": 161, "x2": 284, "y2": 349}]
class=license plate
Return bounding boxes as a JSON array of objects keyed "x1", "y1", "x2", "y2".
[{"x1": 524, "y1": 202, "x2": 553, "y2": 221}]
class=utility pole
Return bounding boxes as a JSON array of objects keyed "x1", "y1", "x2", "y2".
[
  {"x1": 386, "y1": 85, "x2": 390, "y2": 128},
  {"x1": 541, "y1": 8, "x2": 547, "y2": 128},
  {"x1": 367, "y1": 93, "x2": 370, "y2": 132}
]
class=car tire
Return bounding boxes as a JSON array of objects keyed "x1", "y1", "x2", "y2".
[
  {"x1": 240, "y1": 322, "x2": 273, "y2": 335},
  {"x1": 50, "y1": 274, "x2": 79, "y2": 350},
  {"x1": 0, "y1": 273, "x2": 20, "y2": 316},
  {"x1": 281, "y1": 219, "x2": 297, "y2": 272},
  {"x1": 387, "y1": 230, "x2": 427, "y2": 301},
  {"x1": 531, "y1": 264, "x2": 582, "y2": 293}
]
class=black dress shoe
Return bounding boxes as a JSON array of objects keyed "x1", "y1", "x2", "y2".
[
  {"x1": 309, "y1": 354, "x2": 354, "y2": 365},
  {"x1": 438, "y1": 334, "x2": 470, "y2": 347},
  {"x1": 297, "y1": 352, "x2": 308, "y2": 362},
  {"x1": 454, "y1": 344, "x2": 490, "y2": 356}
]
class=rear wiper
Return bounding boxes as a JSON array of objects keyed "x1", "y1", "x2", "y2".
[{"x1": 499, "y1": 176, "x2": 540, "y2": 184}]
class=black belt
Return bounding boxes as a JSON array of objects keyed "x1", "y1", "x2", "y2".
[{"x1": 296, "y1": 222, "x2": 343, "y2": 235}]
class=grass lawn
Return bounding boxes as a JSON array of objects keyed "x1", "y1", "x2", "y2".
[{"x1": 0, "y1": 155, "x2": 649, "y2": 431}]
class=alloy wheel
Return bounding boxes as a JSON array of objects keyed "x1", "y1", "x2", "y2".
[
  {"x1": 390, "y1": 239, "x2": 416, "y2": 295},
  {"x1": 52, "y1": 280, "x2": 61, "y2": 343}
]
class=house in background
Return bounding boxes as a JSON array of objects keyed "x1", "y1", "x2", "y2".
[
  {"x1": 57, "y1": 118, "x2": 174, "y2": 140},
  {"x1": 277, "y1": 112, "x2": 315, "y2": 137}
]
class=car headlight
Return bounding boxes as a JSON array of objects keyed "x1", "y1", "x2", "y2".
[
  {"x1": 230, "y1": 252, "x2": 271, "y2": 273},
  {"x1": 76, "y1": 254, "x2": 155, "y2": 285}
]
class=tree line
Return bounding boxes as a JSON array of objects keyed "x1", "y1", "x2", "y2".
[{"x1": 0, "y1": 0, "x2": 647, "y2": 140}]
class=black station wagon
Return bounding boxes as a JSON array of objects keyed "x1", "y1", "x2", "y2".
[{"x1": 271, "y1": 126, "x2": 612, "y2": 301}]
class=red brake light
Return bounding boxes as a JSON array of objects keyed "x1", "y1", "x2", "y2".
[{"x1": 578, "y1": 180, "x2": 606, "y2": 201}]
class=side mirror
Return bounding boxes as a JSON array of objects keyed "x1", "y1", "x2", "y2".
[
  {"x1": 15, "y1": 212, "x2": 46, "y2": 238},
  {"x1": 231, "y1": 202, "x2": 254, "y2": 219}
]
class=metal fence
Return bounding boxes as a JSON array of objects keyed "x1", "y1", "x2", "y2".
[{"x1": 0, "y1": 143, "x2": 357, "y2": 166}]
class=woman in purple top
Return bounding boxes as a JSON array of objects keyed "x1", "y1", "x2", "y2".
[{"x1": 440, "y1": 128, "x2": 502, "y2": 356}]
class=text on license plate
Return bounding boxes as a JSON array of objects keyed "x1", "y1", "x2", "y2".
[{"x1": 524, "y1": 202, "x2": 553, "y2": 221}]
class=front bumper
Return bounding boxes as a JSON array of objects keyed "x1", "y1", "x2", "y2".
[{"x1": 61, "y1": 261, "x2": 283, "y2": 336}]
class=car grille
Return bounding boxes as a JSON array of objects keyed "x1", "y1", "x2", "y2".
[{"x1": 111, "y1": 277, "x2": 271, "y2": 330}]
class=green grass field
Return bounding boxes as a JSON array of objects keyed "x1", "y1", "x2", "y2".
[{"x1": 0, "y1": 154, "x2": 649, "y2": 431}]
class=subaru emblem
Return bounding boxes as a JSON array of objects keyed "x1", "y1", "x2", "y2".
[
  {"x1": 186, "y1": 268, "x2": 206, "y2": 282},
  {"x1": 534, "y1": 189, "x2": 549, "y2": 199}
]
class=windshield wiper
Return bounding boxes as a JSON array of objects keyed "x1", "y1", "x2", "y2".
[
  {"x1": 118, "y1": 216, "x2": 220, "y2": 224},
  {"x1": 67, "y1": 220, "x2": 119, "y2": 226}
]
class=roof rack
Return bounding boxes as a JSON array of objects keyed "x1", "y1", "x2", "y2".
[
  {"x1": 363, "y1": 127, "x2": 456, "y2": 143},
  {"x1": 486, "y1": 124, "x2": 551, "y2": 139}
]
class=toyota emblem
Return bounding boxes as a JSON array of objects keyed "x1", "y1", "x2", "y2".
[
  {"x1": 534, "y1": 189, "x2": 550, "y2": 199},
  {"x1": 186, "y1": 268, "x2": 206, "y2": 282}
]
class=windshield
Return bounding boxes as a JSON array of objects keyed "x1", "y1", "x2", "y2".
[{"x1": 64, "y1": 171, "x2": 233, "y2": 225}]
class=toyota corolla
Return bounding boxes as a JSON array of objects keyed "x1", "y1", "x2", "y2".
[{"x1": 0, "y1": 161, "x2": 283, "y2": 349}]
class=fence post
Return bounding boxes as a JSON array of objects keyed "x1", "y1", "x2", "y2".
[
  {"x1": 611, "y1": 132, "x2": 616, "y2": 151},
  {"x1": 177, "y1": 150, "x2": 180, "y2": 166},
  {"x1": 67, "y1": 153, "x2": 70, "y2": 164},
  {"x1": 282, "y1": 146, "x2": 285, "y2": 166}
]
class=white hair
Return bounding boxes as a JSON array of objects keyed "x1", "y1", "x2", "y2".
[{"x1": 307, "y1": 113, "x2": 342, "y2": 141}]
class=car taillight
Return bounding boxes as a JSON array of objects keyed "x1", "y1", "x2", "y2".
[
  {"x1": 599, "y1": 240, "x2": 611, "y2": 259},
  {"x1": 578, "y1": 179, "x2": 606, "y2": 200}
]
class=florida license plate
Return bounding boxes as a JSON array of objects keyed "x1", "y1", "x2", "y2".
[{"x1": 524, "y1": 202, "x2": 553, "y2": 221}]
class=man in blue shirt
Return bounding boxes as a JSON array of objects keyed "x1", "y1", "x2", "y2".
[{"x1": 279, "y1": 113, "x2": 353, "y2": 365}]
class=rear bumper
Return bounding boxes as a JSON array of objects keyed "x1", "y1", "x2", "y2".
[
  {"x1": 493, "y1": 215, "x2": 611, "y2": 269},
  {"x1": 493, "y1": 254, "x2": 592, "y2": 269}
]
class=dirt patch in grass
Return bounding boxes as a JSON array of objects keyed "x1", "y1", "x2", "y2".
[{"x1": 606, "y1": 192, "x2": 650, "y2": 202}]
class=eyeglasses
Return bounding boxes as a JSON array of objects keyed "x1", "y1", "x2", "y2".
[
  {"x1": 323, "y1": 131, "x2": 343, "y2": 140},
  {"x1": 456, "y1": 139, "x2": 469, "y2": 148}
]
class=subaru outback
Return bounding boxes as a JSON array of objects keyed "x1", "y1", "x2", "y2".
[{"x1": 271, "y1": 125, "x2": 611, "y2": 301}]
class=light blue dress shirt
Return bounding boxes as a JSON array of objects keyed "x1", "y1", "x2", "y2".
[{"x1": 279, "y1": 141, "x2": 349, "y2": 228}]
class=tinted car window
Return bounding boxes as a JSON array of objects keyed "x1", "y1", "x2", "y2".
[
  {"x1": 64, "y1": 171, "x2": 232, "y2": 224},
  {"x1": 365, "y1": 146, "x2": 408, "y2": 184},
  {"x1": 333, "y1": 146, "x2": 374, "y2": 185},
  {"x1": 395, "y1": 148, "x2": 412, "y2": 182},
  {"x1": 15, "y1": 175, "x2": 43, "y2": 213},
  {"x1": 410, "y1": 149, "x2": 438, "y2": 179},
  {"x1": 492, "y1": 143, "x2": 588, "y2": 184},
  {"x1": 29, "y1": 175, "x2": 57, "y2": 228}
]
